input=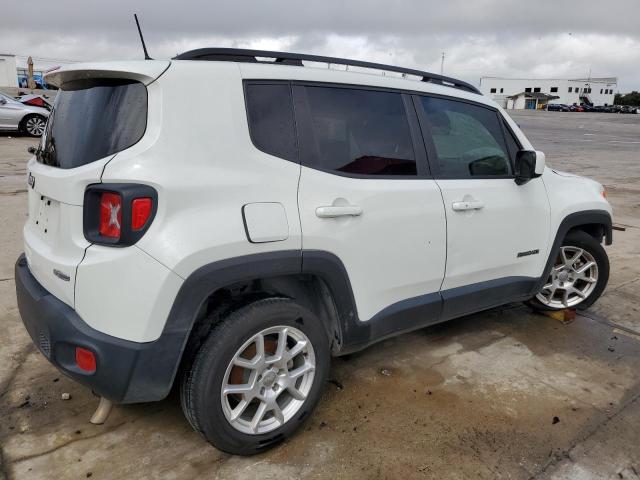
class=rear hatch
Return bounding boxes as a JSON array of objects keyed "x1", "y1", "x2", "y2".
[{"x1": 24, "y1": 61, "x2": 169, "y2": 307}]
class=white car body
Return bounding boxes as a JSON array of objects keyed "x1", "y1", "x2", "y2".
[
  {"x1": 0, "y1": 90, "x2": 50, "y2": 132},
  {"x1": 15, "y1": 54, "x2": 612, "y2": 406}
]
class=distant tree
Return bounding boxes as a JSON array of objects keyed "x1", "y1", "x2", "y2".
[{"x1": 615, "y1": 91, "x2": 640, "y2": 106}]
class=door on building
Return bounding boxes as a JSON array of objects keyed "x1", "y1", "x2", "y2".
[{"x1": 525, "y1": 99, "x2": 537, "y2": 110}]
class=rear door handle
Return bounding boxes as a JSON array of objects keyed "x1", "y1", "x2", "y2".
[
  {"x1": 452, "y1": 200, "x2": 484, "y2": 211},
  {"x1": 315, "y1": 205, "x2": 363, "y2": 218}
]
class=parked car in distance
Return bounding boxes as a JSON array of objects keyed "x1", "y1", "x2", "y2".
[
  {"x1": 15, "y1": 49, "x2": 613, "y2": 455},
  {"x1": 0, "y1": 90, "x2": 50, "y2": 136},
  {"x1": 547, "y1": 103, "x2": 570, "y2": 112},
  {"x1": 16, "y1": 93, "x2": 53, "y2": 111},
  {"x1": 580, "y1": 104, "x2": 594, "y2": 112},
  {"x1": 619, "y1": 105, "x2": 638, "y2": 114}
]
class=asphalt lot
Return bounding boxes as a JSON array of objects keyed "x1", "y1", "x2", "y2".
[{"x1": 1, "y1": 110, "x2": 639, "y2": 479}]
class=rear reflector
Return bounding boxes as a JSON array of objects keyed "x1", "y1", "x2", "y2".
[
  {"x1": 75, "y1": 347, "x2": 96, "y2": 372},
  {"x1": 99, "y1": 192, "x2": 122, "y2": 239},
  {"x1": 131, "y1": 197, "x2": 153, "y2": 230}
]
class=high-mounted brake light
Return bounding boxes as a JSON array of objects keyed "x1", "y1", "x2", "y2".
[
  {"x1": 131, "y1": 197, "x2": 153, "y2": 230},
  {"x1": 99, "y1": 192, "x2": 122, "y2": 239}
]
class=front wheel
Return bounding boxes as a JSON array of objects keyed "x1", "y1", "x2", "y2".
[
  {"x1": 530, "y1": 230, "x2": 609, "y2": 311},
  {"x1": 180, "y1": 298, "x2": 330, "y2": 455}
]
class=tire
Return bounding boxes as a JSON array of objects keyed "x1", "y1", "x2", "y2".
[
  {"x1": 180, "y1": 298, "x2": 330, "y2": 455},
  {"x1": 20, "y1": 114, "x2": 47, "y2": 137},
  {"x1": 529, "y1": 230, "x2": 609, "y2": 311}
]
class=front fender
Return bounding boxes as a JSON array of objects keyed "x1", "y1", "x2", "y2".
[{"x1": 532, "y1": 209, "x2": 612, "y2": 295}]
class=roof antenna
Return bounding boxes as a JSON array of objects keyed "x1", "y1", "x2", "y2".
[{"x1": 134, "y1": 14, "x2": 152, "y2": 60}]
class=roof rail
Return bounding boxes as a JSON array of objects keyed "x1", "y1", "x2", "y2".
[{"x1": 173, "y1": 48, "x2": 481, "y2": 95}]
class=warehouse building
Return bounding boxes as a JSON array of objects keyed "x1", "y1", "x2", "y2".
[{"x1": 479, "y1": 77, "x2": 617, "y2": 109}]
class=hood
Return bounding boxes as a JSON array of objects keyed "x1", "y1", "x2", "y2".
[{"x1": 550, "y1": 168, "x2": 580, "y2": 178}]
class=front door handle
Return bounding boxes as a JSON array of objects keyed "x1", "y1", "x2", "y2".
[
  {"x1": 316, "y1": 205, "x2": 363, "y2": 218},
  {"x1": 452, "y1": 200, "x2": 484, "y2": 211}
]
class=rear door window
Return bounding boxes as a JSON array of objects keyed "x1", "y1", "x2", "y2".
[
  {"x1": 418, "y1": 96, "x2": 512, "y2": 178},
  {"x1": 294, "y1": 85, "x2": 417, "y2": 176},
  {"x1": 38, "y1": 79, "x2": 147, "y2": 169}
]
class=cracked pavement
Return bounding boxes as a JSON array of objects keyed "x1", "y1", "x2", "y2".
[{"x1": 1, "y1": 111, "x2": 640, "y2": 479}]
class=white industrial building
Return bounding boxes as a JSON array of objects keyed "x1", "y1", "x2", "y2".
[{"x1": 479, "y1": 77, "x2": 617, "y2": 109}]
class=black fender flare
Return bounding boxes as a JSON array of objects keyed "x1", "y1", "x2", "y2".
[
  {"x1": 531, "y1": 209, "x2": 612, "y2": 295},
  {"x1": 148, "y1": 250, "x2": 358, "y2": 401}
]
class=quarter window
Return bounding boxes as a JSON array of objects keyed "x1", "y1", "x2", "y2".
[
  {"x1": 245, "y1": 83, "x2": 297, "y2": 162},
  {"x1": 419, "y1": 96, "x2": 512, "y2": 178},
  {"x1": 295, "y1": 86, "x2": 417, "y2": 176}
]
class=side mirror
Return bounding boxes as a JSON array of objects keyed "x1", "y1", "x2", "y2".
[
  {"x1": 0, "y1": 98, "x2": 7, "y2": 105},
  {"x1": 514, "y1": 150, "x2": 545, "y2": 185}
]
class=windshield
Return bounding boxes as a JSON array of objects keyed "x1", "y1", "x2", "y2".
[{"x1": 38, "y1": 79, "x2": 147, "y2": 168}]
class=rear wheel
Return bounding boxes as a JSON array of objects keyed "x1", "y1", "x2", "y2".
[
  {"x1": 20, "y1": 114, "x2": 47, "y2": 137},
  {"x1": 180, "y1": 298, "x2": 330, "y2": 455},
  {"x1": 530, "y1": 230, "x2": 609, "y2": 311}
]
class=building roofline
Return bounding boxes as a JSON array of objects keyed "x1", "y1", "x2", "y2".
[{"x1": 481, "y1": 76, "x2": 617, "y2": 83}]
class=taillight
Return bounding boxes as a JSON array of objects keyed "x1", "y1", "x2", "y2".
[
  {"x1": 99, "y1": 192, "x2": 122, "y2": 239},
  {"x1": 131, "y1": 197, "x2": 152, "y2": 230},
  {"x1": 84, "y1": 184, "x2": 157, "y2": 246}
]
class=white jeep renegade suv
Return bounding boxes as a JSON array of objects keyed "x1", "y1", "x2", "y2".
[{"x1": 15, "y1": 49, "x2": 612, "y2": 455}]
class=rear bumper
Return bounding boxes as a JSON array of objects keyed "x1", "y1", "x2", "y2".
[{"x1": 15, "y1": 254, "x2": 185, "y2": 403}]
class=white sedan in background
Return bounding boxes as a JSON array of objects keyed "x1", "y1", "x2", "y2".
[{"x1": 0, "y1": 91, "x2": 49, "y2": 136}]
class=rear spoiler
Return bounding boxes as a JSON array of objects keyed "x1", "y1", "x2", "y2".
[{"x1": 45, "y1": 61, "x2": 170, "y2": 88}]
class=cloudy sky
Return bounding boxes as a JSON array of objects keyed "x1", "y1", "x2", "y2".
[{"x1": 3, "y1": 0, "x2": 640, "y2": 91}]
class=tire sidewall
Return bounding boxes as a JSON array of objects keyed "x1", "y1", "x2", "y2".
[{"x1": 190, "y1": 299, "x2": 330, "y2": 454}]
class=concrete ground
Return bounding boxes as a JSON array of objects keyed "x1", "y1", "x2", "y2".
[{"x1": 1, "y1": 111, "x2": 639, "y2": 479}]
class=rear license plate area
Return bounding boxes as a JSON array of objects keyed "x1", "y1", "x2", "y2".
[{"x1": 34, "y1": 195, "x2": 57, "y2": 236}]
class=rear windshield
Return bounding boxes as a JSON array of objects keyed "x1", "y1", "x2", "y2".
[{"x1": 37, "y1": 79, "x2": 147, "y2": 168}]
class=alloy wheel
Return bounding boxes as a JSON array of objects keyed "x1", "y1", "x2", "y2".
[
  {"x1": 25, "y1": 116, "x2": 46, "y2": 136},
  {"x1": 220, "y1": 325, "x2": 316, "y2": 435},
  {"x1": 535, "y1": 246, "x2": 599, "y2": 309}
]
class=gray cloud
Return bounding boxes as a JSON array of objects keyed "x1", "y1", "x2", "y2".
[{"x1": 2, "y1": 0, "x2": 639, "y2": 90}]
